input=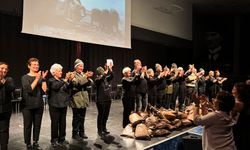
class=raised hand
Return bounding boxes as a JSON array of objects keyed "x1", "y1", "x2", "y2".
[
  {"x1": 108, "y1": 63, "x2": 113, "y2": 71},
  {"x1": 70, "y1": 71, "x2": 76, "y2": 80},
  {"x1": 65, "y1": 72, "x2": 71, "y2": 81},
  {"x1": 42, "y1": 70, "x2": 48, "y2": 79},
  {"x1": 85, "y1": 71, "x2": 93, "y2": 78},
  {"x1": 36, "y1": 71, "x2": 42, "y2": 80}
]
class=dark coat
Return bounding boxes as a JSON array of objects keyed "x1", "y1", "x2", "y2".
[
  {"x1": 48, "y1": 77, "x2": 72, "y2": 108},
  {"x1": 95, "y1": 71, "x2": 113, "y2": 103},
  {"x1": 0, "y1": 77, "x2": 15, "y2": 113}
]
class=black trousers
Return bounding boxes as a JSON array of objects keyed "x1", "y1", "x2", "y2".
[
  {"x1": 179, "y1": 84, "x2": 186, "y2": 108},
  {"x1": 156, "y1": 91, "x2": 166, "y2": 108},
  {"x1": 186, "y1": 86, "x2": 196, "y2": 106},
  {"x1": 173, "y1": 83, "x2": 180, "y2": 104},
  {"x1": 0, "y1": 111, "x2": 11, "y2": 147},
  {"x1": 122, "y1": 96, "x2": 135, "y2": 128},
  {"x1": 96, "y1": 101, "x2": 111, "y2": 132},
  {"x1": 49, "y1": 106, "x2": 67, "y2": 142},
  {"x1": 148, "y1": 94, "x2": 156, "y2": 107},
  {"x1": 72, "y1": 108, "x2": 86, "y2": 136},
  {"x1": 22, "y1": 107, "x2": 44, "y2": 144}
]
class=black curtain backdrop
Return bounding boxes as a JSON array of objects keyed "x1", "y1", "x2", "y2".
[
  {"x1": 0, "y1": 13, "x2": 192, "y2": 87},
  {"x1": 0, "y1": 14, "x2": 76, "y2": 87}
]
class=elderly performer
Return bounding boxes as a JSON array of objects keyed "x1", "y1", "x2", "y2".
[
  {"x1": 0, "y1": 62, "x2": 15, "y2": 150},
  {"x1": 47, "y1": 63, "x2": 74, "y2": 147},
  {"x1": 121, "y1": 67, "x2": 137, "y2": 128},
  {"x1": 71, "y1": 59, "x2": 93, "y2": 140},
  {"x1": 132, "y1": 59, "x2": 148, "y2": 112}
]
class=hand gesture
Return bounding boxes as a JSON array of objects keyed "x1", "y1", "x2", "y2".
[
  {"x1": 70, "y1": 71, "x2": 76, "y2": 80},
  {"x1": 65, "y1": 72, "x2": 71, "y2": 81},
  {"x1": 36, "y1": 71, "x2": 42, "y2": 80},
  {"x1": 141, "y1": 66, "x2": 147, "y2": 73},
  {"x1": 42, "y1": 70, "x2": 48, "y2": 79},
  {"x1": 85, "y1": 71, "x2": 93, "y2": 78},
  {"x1": 108, "y1": 63, "x2": 113, "y2": 71}
]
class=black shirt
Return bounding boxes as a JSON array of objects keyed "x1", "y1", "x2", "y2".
[
  {"x1": 0, "y1": 77, "x2": 15, "y2": 113},
  {"x1": 21, "y1": 75, "x2": 44, "y2": 109}
]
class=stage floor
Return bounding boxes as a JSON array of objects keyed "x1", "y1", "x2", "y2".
[{"x1": 9, "y1": 100, "x2": 193, "y2": 150}]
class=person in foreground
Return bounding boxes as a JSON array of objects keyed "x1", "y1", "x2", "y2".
[
  {"x1": 47, "y1": 63, "x2": 74, "y2": 147},
  {"x1": 193, "y1": 90, "x2": 237, "y2": 150},
  {"x1": 231, "y1": 82, "x2": 250, "y2": 150},
  {"x1": 95, "y1": 63, "x2": 113, "y2": 137},
  {"x1": 21, "y1": 58, "x2": 48, "y2": 150},
  {"x1": 71, "y1": 59, "x2": 93, "y2": 140},
  {"x1": 0, "y1": 62, "x2": 15, "y2": 150}
]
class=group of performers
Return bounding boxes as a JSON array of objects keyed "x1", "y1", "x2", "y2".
[
  {"x1": 0, "y1": 58, "x2": 113, "y2": 150},
  {"x1": 121, "y1": 59, "x2": 228, "y2": 128},
  {"x1": 0, "y1": 57, "x2": 244, "y2": 150}
]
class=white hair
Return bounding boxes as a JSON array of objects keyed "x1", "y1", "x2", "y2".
[
  {"x1": 177, "y1": 67, "x2": 183, "y2": 71},
  {"x1": 122, "y1": 67, "x2": 131, "y2": 74},
  {"x1": 50, "y1": 63, "x2": 63, "y2": 75}
]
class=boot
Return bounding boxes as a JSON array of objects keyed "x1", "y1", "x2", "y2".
[
  {"x1": 79, "y1": 132, "x2": 88, "y2": 139},
  {"x1": 33, "y1": 141, "x2": 42, "y2": 150}
]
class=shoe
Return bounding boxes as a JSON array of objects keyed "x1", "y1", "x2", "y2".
[
  {"x1": 26, "y1": 144, "x2": 32, "y2": 150},
  {"x1": 80, "y1": 133, "x2": 88, "y2": 139},
  {"x1": 51, "y1": 141, "x2": 59, "y2": 147},
  {"x1": 98, "y1": 131, "x2": 107, "y2": 139},
  {"x1": 58, "y1": 140, "x2": 69, "y2": 145},
  {"x1": 72, "y1": 134, "x2": 82, "y2": 141},
  {"x1": 103, "y1": 129, "x2": 110, "y2": 134},
  {"x1": 98, "y1": 131, "x2": 106, "y2": 137},
  {"x1": 33, "y1": 142, "x2": 42, "y2": 150}
]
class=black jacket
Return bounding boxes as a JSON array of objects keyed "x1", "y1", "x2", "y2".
[
  {"x1": 0, "y1": 77, "x2": 15, "y2": 113},
  {"x1": 48, "y1": 77, "x2": 72, "y2": 108},
  {"x1": 95, "y1": 71, "x2": 114, "y2": 102}
]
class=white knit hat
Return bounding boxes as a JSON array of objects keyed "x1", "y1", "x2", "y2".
[{"x1": 74, "y1": 59, "x2": 84, "y2": 68}]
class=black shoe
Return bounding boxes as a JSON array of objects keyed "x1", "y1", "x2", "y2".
[
  {"x1": 51, "y1": 141, "x2": 59, "y2": 147},
  {"x1": 58, "y1": 140, "x2": 69, "y2": 145},
  {"x1": 98, "y1": 131, "x2": 106, "y2": 138},
  {"x1": 103, "y1": 129, "x2": 110, "y2": 134},
  {"x1": 72, "y1": 134, "x2": 82, "y2": 141},
  {"x1": 33, "y1": 142, "x2": 42, "y2": 150},
  {"x1": 26, "y1": 144, "x2": 32, "y2": 150},
  {"x1": 80, "y1": 133, "x2": 88, "y2": 139}
]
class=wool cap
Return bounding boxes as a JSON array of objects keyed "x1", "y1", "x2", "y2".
[
  {"x1": 74, "y1": 59, "x2": 84, "y2": 68},
  {"x1": 96, "y1": 66, "x2": 105, "y2": 75}
]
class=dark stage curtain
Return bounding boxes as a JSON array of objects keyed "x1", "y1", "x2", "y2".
[
  {"x1": 0, "y1": 14, "x2": 76, "y2": 87},
  {"x1": 0, "y1": 13, "x2": 192, "y2": 88}
]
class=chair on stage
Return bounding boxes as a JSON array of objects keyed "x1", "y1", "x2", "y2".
[
  {"x1": 87, "y1": 85, "x2": 97, "y2": 102},
  {"x1": 110, "y1": 84, "x2": 123, "y2": 100},
  {"x1": 11, "y1": 88, "x2": 22, "y2": 113}
]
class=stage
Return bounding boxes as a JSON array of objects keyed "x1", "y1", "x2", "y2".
[{"x1": 9, "y1": 100, "x2": 198, "y2": 150}]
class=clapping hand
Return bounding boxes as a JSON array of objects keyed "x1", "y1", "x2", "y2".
[
  {"x1": 36, "y1": 71, "x2": 42, "y2": 80},
  {"x1": 42, "y1": 70, "x2": 48, "y2": 79},
  {"x1": 85, "y1": 71, "x2": 93, "y2": 78},
  {"x1": 64, "y1": 72, "x2": 71, "y2": 82}
]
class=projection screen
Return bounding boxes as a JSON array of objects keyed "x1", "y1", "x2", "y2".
[{"x1": 22, "y1": 0, "x2": 131, "y2": 48}]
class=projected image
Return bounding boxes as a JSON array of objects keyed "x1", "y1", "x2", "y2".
[{"x1": 22, "y1": 0, "x2": 130, "y2": 48}]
